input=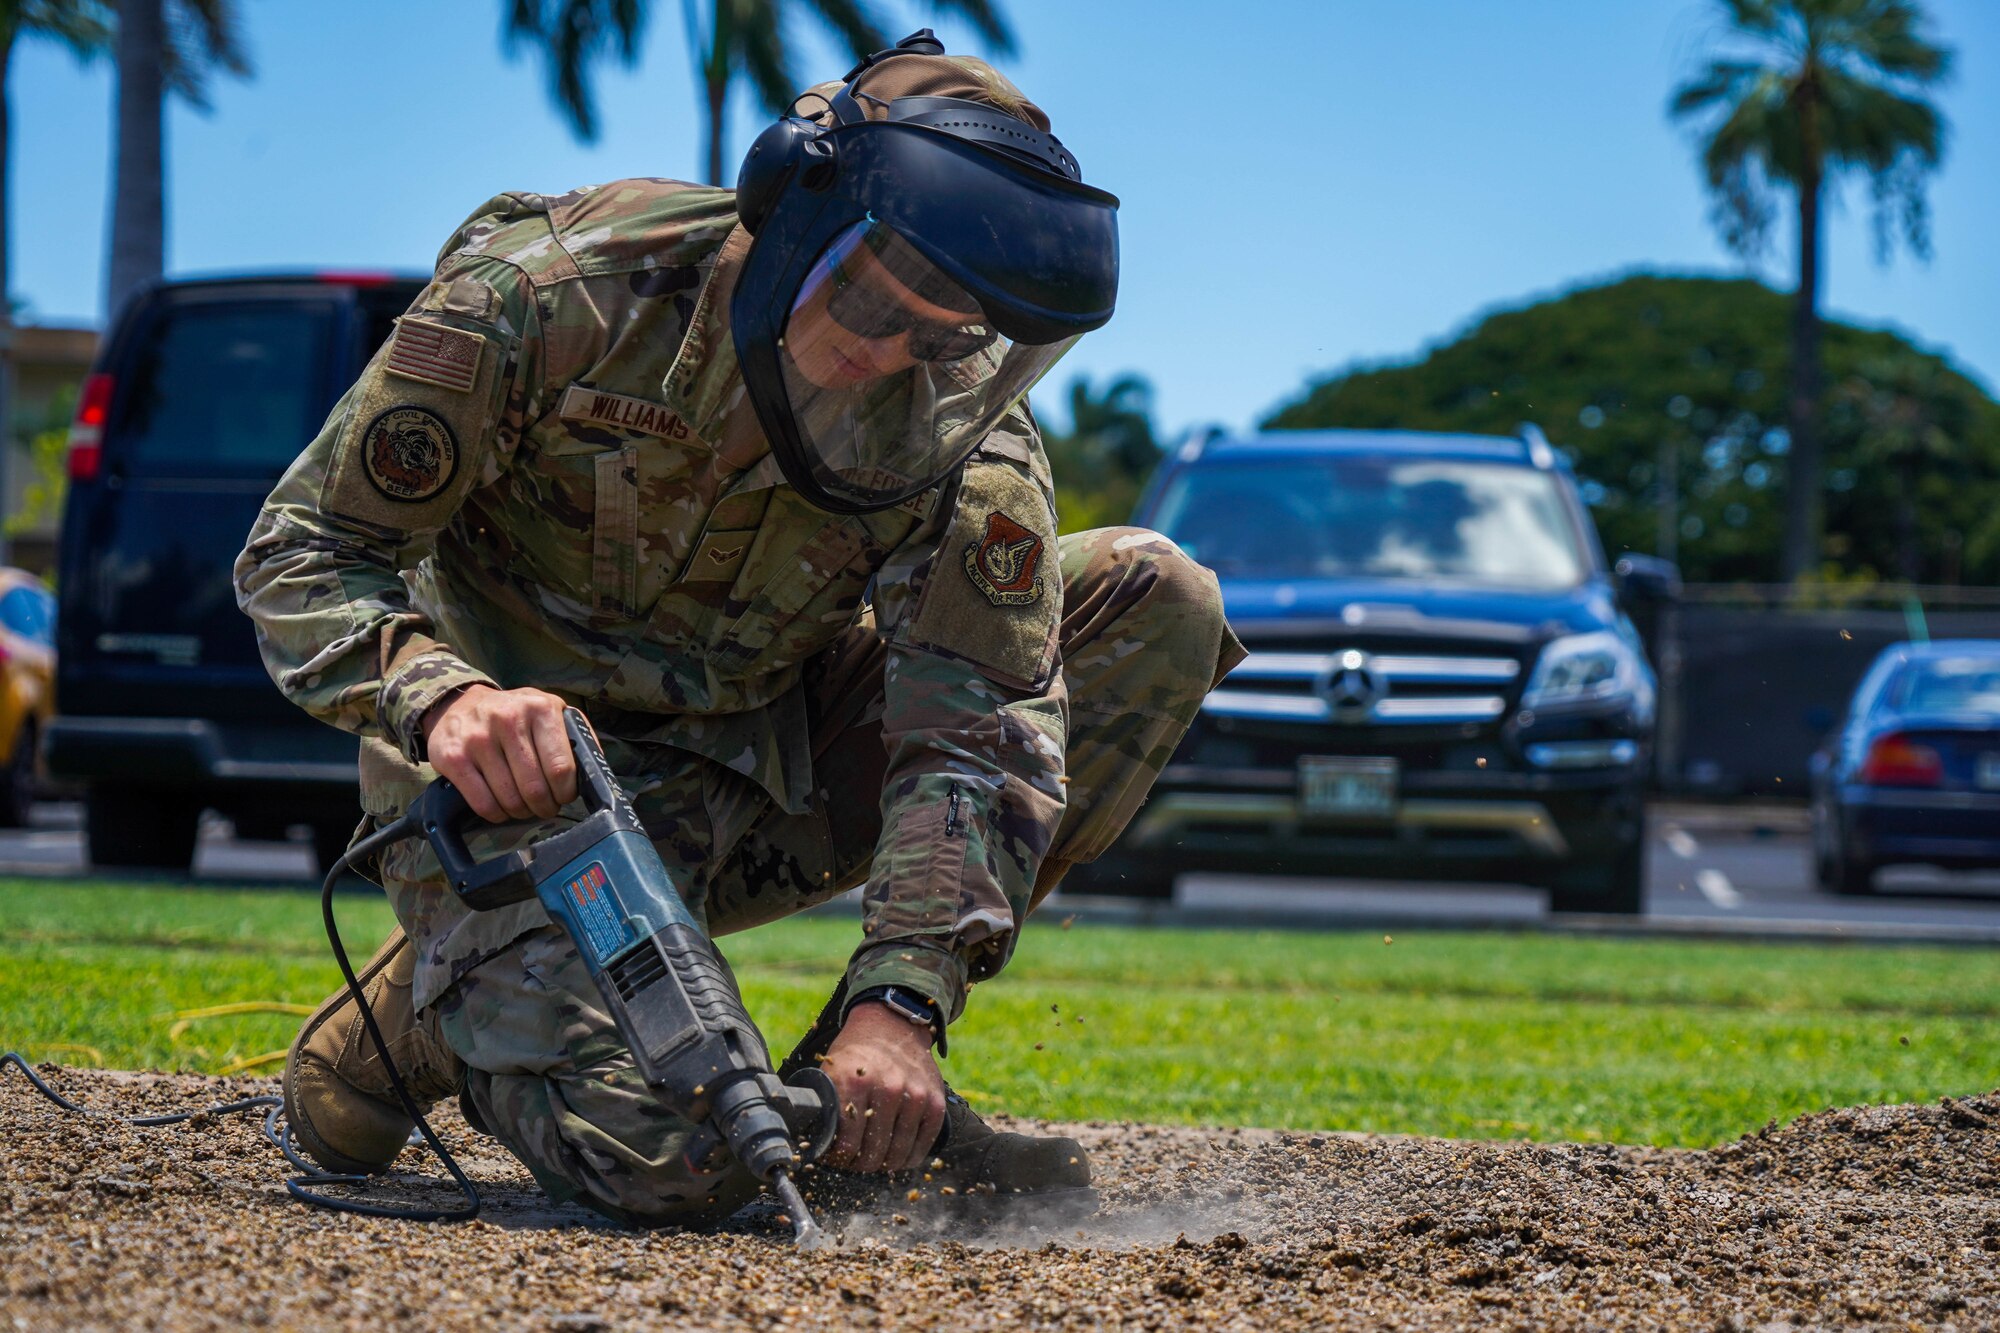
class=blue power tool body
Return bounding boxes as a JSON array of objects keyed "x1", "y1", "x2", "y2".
[{"x1": 410, "y1": 708, "x2": 837, "y2": 1244}]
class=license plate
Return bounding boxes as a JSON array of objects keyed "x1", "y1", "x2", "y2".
[
  {"x1": 1979, "y1": 753, "x2": 2000, "y2": 790},
  {"x1": 1299, "y1": 756, "x2": 1399, "y2": 821}
]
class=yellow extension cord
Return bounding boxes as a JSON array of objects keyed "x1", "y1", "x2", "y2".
[{"x1": 165, "y1": 1001, "x2": 314, "y2": 1075}]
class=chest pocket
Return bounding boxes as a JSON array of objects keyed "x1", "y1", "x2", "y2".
[
  {"x1": 700, "y1": 503, "x2": 878, "y2": 680},
  {"x1": 511, "y1": 435, "x2": 644, "y2": 622}
]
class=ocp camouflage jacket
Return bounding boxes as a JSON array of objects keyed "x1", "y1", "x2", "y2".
[{"x1": 234, "y1": 180, "x2": 1066, "y2": 1021}]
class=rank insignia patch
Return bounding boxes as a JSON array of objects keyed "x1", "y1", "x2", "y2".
[
  {"x1": 385, "y1": 317, "x2": 484, "y2": 393},
  {"x1": 361, "y1": 406, "x2": 458, "y2": 503},
  {"x1": 964, "y1": 510, "x2": 1045, "y2": 605}
]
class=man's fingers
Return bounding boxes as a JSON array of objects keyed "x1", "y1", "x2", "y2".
[
  {"x1": 856, "y1": 1087, "x2": 898, "y2": 1171},
  {"x1": 830, "y1": 1090, "x2": 867, "y2": 1165},
  {"x1": 905, "y1": 1094, "x2": 947, "y2": 1175},
  {"x1": 463, "y1": 732, "x2": 529, "y2": 822},
  {"x1": 446, "y1": 761, "x2": 504, "y2": 826},
  {"x1": 497, "y1": 713, "x2": 557, "y2": 819},
  {"x1": 891, "y1": 1087, "x2": 939, "y2": 1174},
  {"x1": 530, "y1": 703, "x2": 578, "y2": 807}
]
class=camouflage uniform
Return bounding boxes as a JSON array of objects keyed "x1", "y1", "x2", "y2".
[{"x1": 235, "y1": 180, "x2": 1242, "y2": 1225}]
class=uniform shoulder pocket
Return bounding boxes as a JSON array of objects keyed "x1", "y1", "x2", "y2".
[
  {"x1": 319, "y1": 313, "x2": 512, "y2": 532},
  {"x1": 899, "y1": 458, "x2": 1060, "y2": 691}
]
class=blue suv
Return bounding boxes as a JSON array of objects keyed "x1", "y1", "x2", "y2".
[{"x1": 1070, "y1": 427, "x2": 1677, "y2": 914}]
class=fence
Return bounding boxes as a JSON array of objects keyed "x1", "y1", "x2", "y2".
[{"x1": 1646, "y1": 585, "x2": 2000, "y2": 796}]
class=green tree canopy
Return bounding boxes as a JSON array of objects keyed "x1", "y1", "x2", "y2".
[{"x1": 1262, "y1": 273, "x2": 2000, "y2": 586}]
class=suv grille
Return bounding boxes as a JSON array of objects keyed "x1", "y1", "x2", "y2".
[{"x1": 1206, "y1": 650, "x2": 1520, "y2": 726}]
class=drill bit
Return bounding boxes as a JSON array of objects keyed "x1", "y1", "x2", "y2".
[{"x1": 771, "y1": 1168, "x2": 826, "y2": 1250}]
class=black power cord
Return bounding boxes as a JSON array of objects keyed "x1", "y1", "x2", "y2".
[{"x1": 3, "y1": 811, "x2": 483, "y2": 1223}]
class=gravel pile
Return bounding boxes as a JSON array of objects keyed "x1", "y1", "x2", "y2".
[{"x1": 3, "y1": 1067, "x2": 1995, "y2": 1330}]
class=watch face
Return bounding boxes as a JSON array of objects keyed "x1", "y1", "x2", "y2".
[{"x1": 880, "y1": 988, "x2": 935, "y2": 1026}]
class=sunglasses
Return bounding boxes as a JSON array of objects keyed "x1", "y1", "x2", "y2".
[{"x1": 823, "y1": 258, "x2": 1000, "y2": 363}]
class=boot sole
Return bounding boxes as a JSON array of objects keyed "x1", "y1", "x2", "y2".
[{"x1": 283, "y1": 929, "x2": 413, "y2": 1176}]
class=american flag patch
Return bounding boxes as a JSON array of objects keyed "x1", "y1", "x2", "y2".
[{"x1": 385, "y1": 317, "x2": 484, "y2": 393}]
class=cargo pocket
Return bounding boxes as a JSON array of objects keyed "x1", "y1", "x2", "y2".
[
  {"x1": 511, "y1": 435, "x2": 643, "y2": 623},
  {"x1": 861, "y1": 792, "x2": 967, "y2": 938}
]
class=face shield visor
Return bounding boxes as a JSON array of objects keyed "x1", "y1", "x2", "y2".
[
  {"x1": 734, "y1": 119, "x2": 1119, "y2": 514},
  {"x1": 775, "y1": 220, "x2": 1078, "y2": 510}
]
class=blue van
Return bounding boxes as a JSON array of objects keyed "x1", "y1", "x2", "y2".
[{"x1": 49, "y1": 272, "x2": 425, "y2": 872}]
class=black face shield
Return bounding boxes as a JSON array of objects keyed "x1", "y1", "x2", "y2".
[{"x1": 732, "y1": 117, "x2": 1120, "y2": 515}]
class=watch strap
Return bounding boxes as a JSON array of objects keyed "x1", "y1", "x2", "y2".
[{"x1": 848, "y1": 984, "x2": 947, "y2": 1054}]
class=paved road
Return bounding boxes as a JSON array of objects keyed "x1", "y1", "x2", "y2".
[
  {"x1": 1166, "y1": 807, "x2": 2000, "y2": 943},
  {"x1": 5, "y1": 802, "x2": 1996, "y2": 943}
]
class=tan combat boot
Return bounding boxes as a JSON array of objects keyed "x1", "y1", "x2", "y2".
[{"x1": 283, "y1": 926, "x2": 466, "y2": 1175}]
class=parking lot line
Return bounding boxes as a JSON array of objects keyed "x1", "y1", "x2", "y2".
[
  {"x1": 1662, "y1": 826, "x2": 1700, "y2": 859},
  {"x1": 1694, "y1": 868, "x2": 1744, "y2": 909}
]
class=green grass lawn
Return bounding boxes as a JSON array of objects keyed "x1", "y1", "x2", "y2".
[{"x1": 2, "y1": 876, "x2": 1995, "y2": 1148}]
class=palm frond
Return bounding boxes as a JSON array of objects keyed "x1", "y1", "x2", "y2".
[
  {"x1": 733, "y1": 0, "x2": 799, "y2": 115},
  {"x1": 7, "y1": 1, "x2": 115, "y2": 57},
  {"x1": 801, "y1": 0, "x2": 888, "y2": 65},
  {"x1": 503, "y1": 0, "x2": 648, "y2": 142},
  {"x1": 923, "y1": 0, "x2": 1015, "y2": 56},
  {"x1": 158, "y1": 0, "x2": 251, "y2": 112},
  {"x1": 1668, "y1": 58, "x2": 1767, "y2": 120}
]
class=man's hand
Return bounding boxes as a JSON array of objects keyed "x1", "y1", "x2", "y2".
[
  {"x1": 820, "y1": 1001, "x2": 947, "y2": 1175},
  {"x1": 420, "y1": 684, "x2": 578, "y2": 823}
]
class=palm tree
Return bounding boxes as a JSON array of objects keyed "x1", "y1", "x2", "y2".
[
  {"x1": 105, "y1": 0, "x2": 250, "y2": 319},
  {"x1": 1669, "y1": 0, "x2": 1951, "y2": 584},
  {"x1": 0, "y1": 2, "x2": 110, "y2": 561},
  {"x1": 1043, "y1": 373, "x2": 1161, "y2": 533},
  {"x1": 506, "y1": 0, "x2": 1016, "y2": 184}
]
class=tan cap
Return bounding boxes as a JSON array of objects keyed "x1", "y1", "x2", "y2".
[{"x1": 799, "y1": 53, "x2": 1050, "y2": 134}]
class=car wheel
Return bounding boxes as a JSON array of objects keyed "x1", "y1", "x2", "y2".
[
  {"x1": 1545, "y1": 833, "x2": 1645, "y2": 915},
  {"x1": 85, "y1": 785, "x2": 200, "y2": 871},
  {"x1": 0, "y1": 719, "x2": 37, "y2": 829},
  {"x1": 1053, "y1": 852, "x2": 1178, "y2": 902},
  {"x1": 1816, "y1": 831, "x2": 1875, "y2": 897}
]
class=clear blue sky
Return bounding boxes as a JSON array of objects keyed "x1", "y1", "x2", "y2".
[{"x1": 11, "y1": 0, "x2": 1998, "y2": 437}]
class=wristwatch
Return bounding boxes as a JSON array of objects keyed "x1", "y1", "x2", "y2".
[{"x1": 849, "y1": 985, "x2": 946, "y2": 1053}]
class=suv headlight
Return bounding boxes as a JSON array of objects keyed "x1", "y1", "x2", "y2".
[{"x1": 1522, "y1": 630, "x2": 1650, "y2": 713}]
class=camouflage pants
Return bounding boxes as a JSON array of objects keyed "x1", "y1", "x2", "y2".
[{"x1": 400, "y1": 528, "x2": 1239, "y2": 1226}]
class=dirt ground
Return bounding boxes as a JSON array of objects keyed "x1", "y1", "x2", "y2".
[{"x1": 2, "y1": 1068, "x2": 1996, "y2": 1331}]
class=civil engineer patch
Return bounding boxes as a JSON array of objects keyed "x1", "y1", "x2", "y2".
[
  {"x1": 361, "y1": 406, "x2": 458, "y2": 503},
  {"x1": 964, "y1": 510, "x2": 1045, "y2": 606}
]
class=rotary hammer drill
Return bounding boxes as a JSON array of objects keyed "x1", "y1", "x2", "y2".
[{"x1": 410, "y1": 708, "x2": 838, "y2": 1245}]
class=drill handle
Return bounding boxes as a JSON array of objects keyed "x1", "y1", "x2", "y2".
[
  {"x1": 414, "y1": 706, "x2": 627, "y2": 911},
  {"x1": 410, "y1": 779, "x2": 539, "y2": 909}
]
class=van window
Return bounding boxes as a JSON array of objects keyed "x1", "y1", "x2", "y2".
[{"x1": 113, "y1": 301, "x2": 334, "y2": 473}]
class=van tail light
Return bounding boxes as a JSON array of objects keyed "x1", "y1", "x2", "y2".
[
  {"x1": 67, "y1": 373, "x2": 114, "y2": 481},
  {"x1": 1859, "y1": 733, "x2": 1943, "y2": 787},
  {"x1": 315, "y1": 270, "x2": 395, "y2": 287}
]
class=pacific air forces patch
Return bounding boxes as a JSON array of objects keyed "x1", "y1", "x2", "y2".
[
  {"x1": 964, "y1": 510, "x2": 1045, "y2": 605},
  {"x1": 361, "y1": 406, "x2": 458, "y2": 503}
]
